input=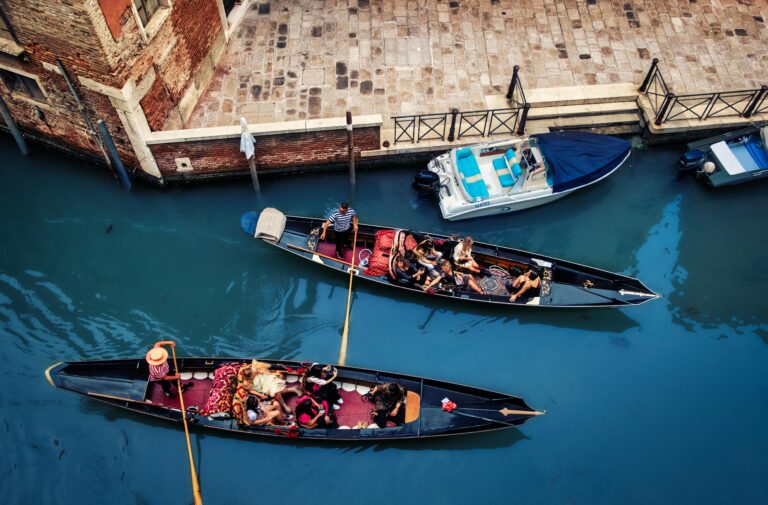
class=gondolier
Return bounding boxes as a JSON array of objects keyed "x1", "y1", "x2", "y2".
[
  {"x1": 146, "y1": 341, "x2": 192, "y2": 398},
  {"x1": 319, "y1": 202, "x2": 358, "y2": 259}
]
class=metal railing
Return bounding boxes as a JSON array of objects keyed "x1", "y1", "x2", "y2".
[
  {"x1": 639, "y1": 58, "x2": 768, "y2": 125},
  {"x1": 392, "y1": 65, "x2": 529, "y2": 144}
]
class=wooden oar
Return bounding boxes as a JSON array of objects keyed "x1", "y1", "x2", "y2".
[
  {"x1": 338, "y1": 226, "x2": 359, "y2": 366},
  {"x1": 169, "y1": 344, "x2": 203, "y2": 505},
  {"x1": 286, "y1": 243, "x2": 355, "y2": 268}
]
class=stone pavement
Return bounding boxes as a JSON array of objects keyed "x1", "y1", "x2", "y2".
[{"x1": 183, "y1": 0, "x2": 768, "y2": 130}]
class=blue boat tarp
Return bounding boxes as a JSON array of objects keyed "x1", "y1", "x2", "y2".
[{"x1": 533, "y1": 131, "x2": 631, "y2": 193}]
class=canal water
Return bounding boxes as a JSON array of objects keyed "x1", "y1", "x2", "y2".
[{"x1": 0, "y1": 135, "x2": 766, "y2": 504}]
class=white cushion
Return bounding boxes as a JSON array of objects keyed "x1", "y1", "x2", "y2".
[
  {"x1": 356, "y1": 385, "x2": 371, "y2": 395},
  {"x1": 193, "y1": 372, "x2": 208, "y2": 380},
  {"x1": 341, "y1": 382, "x2": 356, "y2": 392},
  {"x1": 179, "y1": 372, "x2": 193, "y2": 380},
  {"x1": 285, "y1": 374, "x2": 298, "y2": 383}
]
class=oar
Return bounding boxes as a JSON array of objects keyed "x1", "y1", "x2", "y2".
[
  {"x1": 338, "y1": 226, "x2": 359, "y2": 366},
  {"x1": 168, "y1": 344, "x2": 203, "y2": 505},
  {"x1": 286, "y1": 243, "x2": 356, "y2": 268}
]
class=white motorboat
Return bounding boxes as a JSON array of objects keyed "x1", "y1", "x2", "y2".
[{"x1": 415, "y1": 132, "x2": 632, "y2": 221}]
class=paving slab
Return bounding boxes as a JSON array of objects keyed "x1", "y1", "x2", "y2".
[{"x1": 184, "y1": 0, "x2": 768, "y2": 132}]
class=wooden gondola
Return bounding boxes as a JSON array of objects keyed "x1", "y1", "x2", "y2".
[
  {"x1": 45, "y1": 358, "x2": 541, "y2": 441},
  {"x1": 240, "y1": 208, "x2": 659, "y2": 308}
]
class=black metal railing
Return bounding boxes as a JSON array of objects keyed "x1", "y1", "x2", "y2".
[
  {"x1": 393, "y1": 66, "x2": 529, "y2": 144},
  {"x1": 639, "y1": 58, "x2": 768, "y2": 125}
]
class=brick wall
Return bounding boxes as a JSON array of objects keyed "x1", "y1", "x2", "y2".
[{"x1": 148, "y1": 127, "x2": 381, "y2": 178}]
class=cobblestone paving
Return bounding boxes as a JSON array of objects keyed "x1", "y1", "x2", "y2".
[{"x1": 184, "y1": 0, "x2": 768, "y2": 129}]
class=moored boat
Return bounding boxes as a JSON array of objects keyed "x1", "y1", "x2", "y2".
[
  {"x1": 414, "y1": 131, "x2": 631, "y2": 220},
  {"x1": 46, "y1": 357, "x2": 541, "y2": 441},
  {"x1": 240, "y1": 208, "x2": 659, "y2": 308},
  {"x1": 678, "y1": 125, "x2": 768, "y2": 187}
]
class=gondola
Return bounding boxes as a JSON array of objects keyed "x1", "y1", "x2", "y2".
[
  {"x1": 240, "y1": 208, "x2": 659, "y2": 308},
  {"x1": 45, "y1": 357, "x2": 541, "y2": 441}
]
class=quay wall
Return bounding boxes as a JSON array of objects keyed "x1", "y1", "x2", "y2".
[
  {"x1": 145, "y1": 116, "x2": 382, "y2": 180},
  {"x1": 0, "y1": 0, "x2": 227, "y2": 181}
]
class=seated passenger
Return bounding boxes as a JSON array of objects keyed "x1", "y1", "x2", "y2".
[
  {"x1": 243, "y1": 395, "x2": 286, "y2": 426},
  {"x1": 508, "y1": 269, "x2": 540, "y2": 302},
  {"x1": 302, "y1": 363, "x2": 343, "y2": 411},
  {"x1": 295, "y1": 394, "x2": 338, "y2": 429},
  {"x1": 414, "y1": 239, "x2": 442, "y2": 278},
  {"x1": 422, "y1": 260, "x2": 484, "y2": 294},
  {"x1": 368, "y1": 382, "x2": 407, "y2": 427},
  {"x1": 452, "y1": 236, "x2": 481, "y2": 274},
  {"x1": 393, "y1": 256, "x2": 426, "y2": 287},
  {"x1": 247, "y1": 361, "x2": 303, "y2": 415}
]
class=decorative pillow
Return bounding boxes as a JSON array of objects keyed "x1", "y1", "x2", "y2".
[
  {"x1": 199, "y1": 362, "x2": 242, "y2": 416},
  {"x1": 364, "y1": 247, "x2": 390, "y2": 276},
  {"x1": 374, "y1": 229, "x2": 395, "y2": 250}
]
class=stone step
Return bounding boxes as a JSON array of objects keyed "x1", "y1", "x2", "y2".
[
  {"x1": 527, "y1": 101, "x2": 639, "y2": 120},
  {"x1": 485, "y1": 82, "x2": 639, "y2": 109},
  {"x1": 526, "y1": 112, "x2": 641, "y2": 130}
]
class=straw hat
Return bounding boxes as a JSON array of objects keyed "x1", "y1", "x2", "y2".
[{"x1": 145, "y1": 347, "x2": 168, "y2": 366}]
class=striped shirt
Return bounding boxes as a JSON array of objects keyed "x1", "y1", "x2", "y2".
[
  {"x1": 149, "y1": 362, "x2": 170, "y2": 381},
  {"x1": 328, "y1": 208, "x2": 356, "y2": 231}
]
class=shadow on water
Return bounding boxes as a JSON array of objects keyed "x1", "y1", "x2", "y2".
[{"x1": 83, "y1": 399, "x2": 529, "y2": 452}]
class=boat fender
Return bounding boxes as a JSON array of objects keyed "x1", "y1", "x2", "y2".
[{"x1": 701, "y1": 161, "x2": 716, "y2": 174}]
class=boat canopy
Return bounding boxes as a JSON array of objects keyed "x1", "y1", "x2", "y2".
[{"x1": 533, "y1": 131, "x2": 631, "y2": 193}]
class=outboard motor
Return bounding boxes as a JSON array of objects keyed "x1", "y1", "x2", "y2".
[
  {"x1": 413, "y1": 169, "x2": 441, "y2": 197},
  {"x1": 678, "y1": 149, "x2": 706, "y2": 175}
]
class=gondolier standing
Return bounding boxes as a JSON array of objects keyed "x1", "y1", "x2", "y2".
[
  {"x1": 320, "y1": 202, "x2": 358, "y2": 259},
  {"x1": 146, "y1": 341, "x2": 192, "y2": 398}
]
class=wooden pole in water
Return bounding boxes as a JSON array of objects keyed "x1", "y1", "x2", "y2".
[
  {"x1": 168, "y1": 344, "x2": 203, "y2": 505},
  {"x1": 338, "y1": 225, "x2": 358, "y2": 366},
  {"x1": 0, "y1": 94, "x2": 30, "y2": 155},
  {"x1": 346, "y1": 111, "x2": 355, "y2": 187},
  {"x1": 248, "y1": 156, "x2": 260, "y2": 193}
]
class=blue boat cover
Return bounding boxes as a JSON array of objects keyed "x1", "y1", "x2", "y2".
[{"x1": 533, "y1": 131, "x2": 631, "y2": 193}]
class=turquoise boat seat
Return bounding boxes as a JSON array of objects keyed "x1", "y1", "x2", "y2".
[
  {"x1": 491, "y1": 148, "x2": 524, "y2": 188},
  {"x1": 456, "y1": 148, "x2": 489, "y2": 200}
]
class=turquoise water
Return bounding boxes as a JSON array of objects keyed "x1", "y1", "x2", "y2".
[{"x1": 0, "y1": 135, "x2": 766, "y2": 504}]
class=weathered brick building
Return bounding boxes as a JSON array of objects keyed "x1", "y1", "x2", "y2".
[
  {"x1": 0, "y1": 0, "x2": 230, "y2": 182},
  {"x1": 0, "y1": 0, "x2": 382, "y2": 185}
]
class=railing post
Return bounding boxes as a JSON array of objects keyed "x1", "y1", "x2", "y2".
[
  {"x1": 516, "y1": 103, "x2": 530, "y2": 135},
  {"x1": 638, "y1": 58, "x2": 659, "y2": 93},
  {"x1": 506, "y1": 65, "x2": 520, "y2": 100},
  {"x1": 743, "y1": 85, "x2": 768, "y2": 118},
  {"x1": 654, "y1": 93, "x2": 674, "y2": 125},
  {"x1": 446, "y1": 108, "x2": 459, "y2": 141}
]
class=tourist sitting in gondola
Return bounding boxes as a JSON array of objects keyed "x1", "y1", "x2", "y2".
[
  {"x1": 422, "y1": 260, "x2": 484, "y2": 294},
  {"x1": 295, "y1": 393, "x2": 338, "y2": 429},
  {"x1": 393, "y1": 255, "x2": 426, "y2": 287},
  {"x1": 302, "y1": 363, "x2": 343, "y2": 411},
  {"x1": 367, "y1": 382, "x2": 407, "y2": 427},
  {"x1": 508, "y1": 268, "x2": 540, "y2": 302},
  {"x1": 242, "y1": 395, "x2": 287, "y2": 426},
  {"x1": 452, "y1": 236, "x2": 482, "y2": 274},
  {"x1": 247, "y1": 360, "x2": 303, "y2": 415},
  {"x1": 414, "y1": 239, "x2": 443, "y2": 279}
]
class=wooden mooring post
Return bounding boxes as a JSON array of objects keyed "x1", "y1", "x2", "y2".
[
  {"x1": 0, "y1": 94, "x2": 30, "y2": 155},
  {"x1": 346, "y1": 111, "x2": 355, "y2": 187}
]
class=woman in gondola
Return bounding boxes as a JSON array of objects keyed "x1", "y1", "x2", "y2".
[
  {"x1": 422, "y1": 260, "x2": 484, "y2": 294},
  {"x1": 508, "y1": 269, "x2": 540, "y2": 302},
  {"x1": 295, "y1": 393, "x2": 337, "y2": 429},
  {"x1": 302, "y1": 363, "x2": 343, "y2": 411},
  {"x1": 367, "y1": 382, "x2": 407, "y2": 427}
]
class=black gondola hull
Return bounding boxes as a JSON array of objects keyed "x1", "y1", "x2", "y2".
[
  {"x1": 241, "y1": 210, "x2": 659, "y2": 309},
  {"x1": 47, "y1": 358, "x2": 540, "y2": 442}
]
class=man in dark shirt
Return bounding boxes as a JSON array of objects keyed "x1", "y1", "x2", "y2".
[{"x1": 393, "y1": 256, "x2": 425, "y2": 287}]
